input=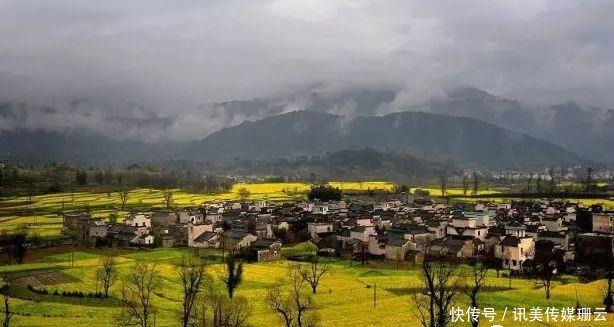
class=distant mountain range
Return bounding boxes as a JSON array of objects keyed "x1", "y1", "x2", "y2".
[
  {"x1": 1, "y1": 86, "x2": 610, "y2": 171},
  {"x1": 179, "y1": 110, "x2": 585, "y2": 169},
  {"x1": 0, "y1": 129, "x2": 176, "y2": 164},
  {"x1": 187, "y1": 86, "x2": 614, "y2": 163},
  {"x1": 429, "y1": 87, "x2": 614, "y2": 163}
]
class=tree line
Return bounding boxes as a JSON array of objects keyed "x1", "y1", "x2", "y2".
[{"x1": 0, "y1": 162, "x2": 234, "y2": 199}]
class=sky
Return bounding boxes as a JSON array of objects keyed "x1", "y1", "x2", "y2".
[{"x1": 0, "y1": 0, "x2": 613, "y2": 140}]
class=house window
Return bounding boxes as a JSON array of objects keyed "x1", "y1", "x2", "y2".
[
  {"x1": 512, "y1": 260, "x2": 517, "y2": 266},
  {"x1": 520, "y1": 248, "x2": 523, "y2": 255},
  {"x1": 477, "y1": 231, "x2": 480, "y2": 236}
]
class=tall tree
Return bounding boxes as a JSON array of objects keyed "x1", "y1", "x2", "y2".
[
  {"x1": 411, "y1": 255, "x2": 460, "y2": 327},
  {"x1": 24, "y1": 177, "x2": 35, "y2": 204},
  {"x1": 266, "y1": 265, "x2": 318, "y2": 327},
  {"x1": 439, "y1": 174, "x2": 447, "y2": 197},
  {"x1": 237, "y1": 188, "x2": 250, "y2": 203},
  {"x1": 296, "y1": 255, "x2": 329, "y2": 294},
  {"x1": 179, "y1": 256, "x2": 206, "y2": 327},
  {"x1": 117, "y1": 262, "x2": 160, "y2": 327},
  {"x1": 163, "y1": 189, "x2": 174, "y2": 209},
  {"x1": 196, "y1": 287, "x2": 250, "y2": 327},
  {"x1": 96, "y1": 255, "x2": 116, "y2": 297},
  {"x1": 467, "y1": 261, "x2": 489, "y2": 327},
  {"x1": 221, "y1": 256, "x2": 244, "y2": 299},
  {"x1": 119, "y1": 188, "x2": 129, "y2": 211},
  {"x1": 531, "y1": 256, "x2": 557, "y2": 300},
  {"x1": 462, "y1": 174, "x2": 469, "y2": 196},
  {"x1": 471, "y1": 171, "x2": 478, "y2": 196}
]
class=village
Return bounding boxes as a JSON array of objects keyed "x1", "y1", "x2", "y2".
[{"x1": 61, "y1": 193, "x2": 614, "y2": 274}]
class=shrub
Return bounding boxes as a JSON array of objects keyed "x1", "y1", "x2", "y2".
[{"x1": 308, "y1": 185, "x2": 342, "y2": 201}]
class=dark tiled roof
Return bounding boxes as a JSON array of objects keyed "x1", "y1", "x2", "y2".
[
  {"x1": 252, "y1": 238, "x2": 279, "y2": 249},
  {"x1": 386, "y1": 232, "x2": 407, "y2": 246},
  {"x1": 194, "y1": 231, "x2": 219, "y2": 243},
  {"x1": 538, "y1": 231, "x2": 566, "y2": 238},
  {"x1": 499, "y1": 236, "x2": 520, "y2": 247}
]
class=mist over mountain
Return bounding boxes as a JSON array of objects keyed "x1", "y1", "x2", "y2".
[
  {"x1": 4, "y1": 85, "x2": 612, "y2": 166},
  {"x1": 0, "y1": 129, "x2": 176, "y2": 164},
  {"x1": 2, "y1": 85, "x2": 610, "y2": 168},
  {"x1": 426, "y1": 87, "x2": 614, "y2": 163},
  {"x1": 180, "y1": 110, "x2": 586, "y2": 169}
]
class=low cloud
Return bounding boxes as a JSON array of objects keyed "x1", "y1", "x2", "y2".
[{"x1": 1, "y1": 0, "x2": 613, "y2": 141}]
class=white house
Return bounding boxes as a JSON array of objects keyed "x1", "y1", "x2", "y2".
[
  {"x1": 311, "y1": 203, "x2": 330, "y2": 215},
  {"x1": 495, "y1": 235, "x2": 534, "y2": 271},
  {"x1": 125, "y1": 213, "x2": 151, "y2": 228},
  {"x1": 307, "y1": 222, "x2": 334, "y2": 238}
]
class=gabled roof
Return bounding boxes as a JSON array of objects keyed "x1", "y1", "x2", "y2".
[
  {"x1": 194, "y1": 231, "x2": 219, "y2": 243},
  {"x1": 252, "y1": 238, "x2": 280, "y2": 249},
  {"x1": 499, "y1": 235, "x2": 520, "y2": 247},
  {"x1": 386, "y1": 232, "x2": 408, "y2": 247},
  {"x1": 538, "y1": 230, "x2": 566, "y2": 238},
  {"x1": 223, "y1": 229, "x2": 253, "y2": 240}
]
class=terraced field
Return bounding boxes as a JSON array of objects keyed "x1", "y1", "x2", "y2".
[{"x1": 1, "y1": 247, "x2": 611, "y2": 327}]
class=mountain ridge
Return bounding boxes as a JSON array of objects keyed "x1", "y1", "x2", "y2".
[{"x1": 180, "y1": 110, "x2": 587, "y2": 169}]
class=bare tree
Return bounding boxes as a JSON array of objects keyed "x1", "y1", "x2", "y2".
[
  {"x1": 221, "y1": 256, "x2": 244, "y2": 299},
  {"x1": 26, "y1": 179, "x2": 35, "y2": 204},
  {"x1": 467, "y1": 261, "x2": 489, "y2": 327},
  {"x1": 195, "y1": 287, "x2": 251, "y2": 327},
  {"x1": 0, "y1": 278, "x2": 11, "y2": 327},
  {"x1": 163, "y1": 189, "x2": 174, "y2": 209},
  {"x1": 462, "y1": 174, "x2": 469, "y2": 196},
  {"x1": 439, "y1": 174, "x2": 447, "y2": 197},
  {"x1": 471, "y1": 171, "x2": 478, "y2": 196},
  {"x1": 179, "y1": 256, "x2": 207, "y2": 327},
  {"x1": 119, "y1": 188, "x2": 129, "y2": 211},
  {"x1": 296, "y1": 256, "x2": 329, "y2": 294},
  {"x1": 411, "y1": 256, "x2": 460, "y2": 327},
  {"x1": 266, "y1": 265, "x2": 318, "y2": 327},
  {"x1": 97, "y1": 255, "x2": 116, "y2": 297},
  {"x1": 117, "y1": 262, "x2": 160, "y2": 327},
  {"x1": 531, "y1": 257, "x2": 557, "y2": 300}
]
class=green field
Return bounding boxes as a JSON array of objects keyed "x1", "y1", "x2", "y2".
[{"x1": 1, "y1": 247, "x2": 611, "y2": 327}]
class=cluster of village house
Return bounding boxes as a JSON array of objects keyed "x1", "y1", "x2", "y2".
[{"x1": 63, "y1": 196, "x2": 613, "y2": 268}]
